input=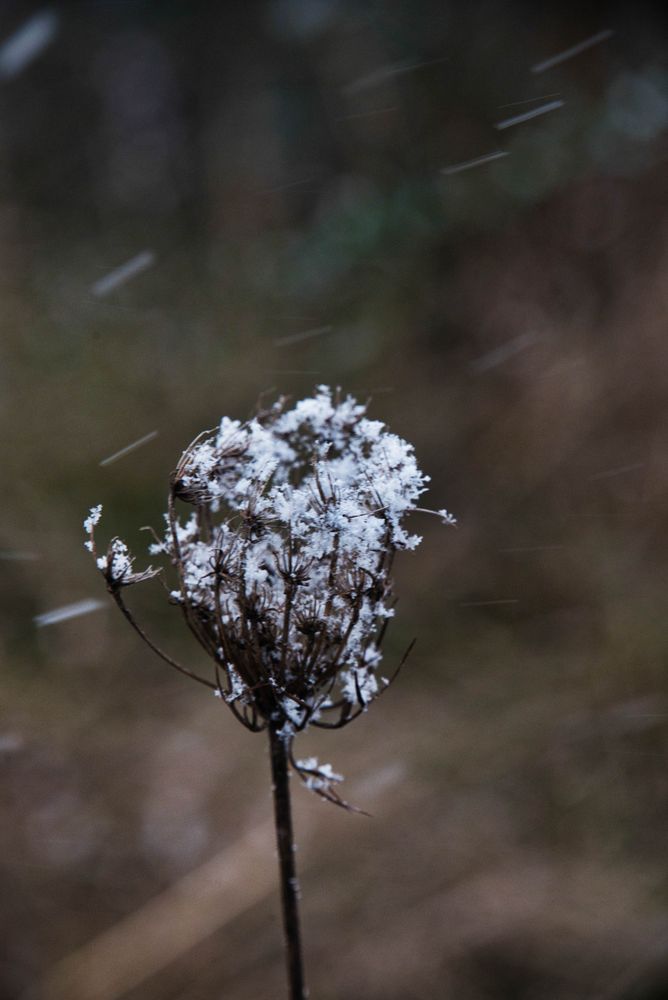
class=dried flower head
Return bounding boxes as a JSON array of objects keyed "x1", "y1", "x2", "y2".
[{"x1": 85, "y1": 386, "x2": 454, "y2": 803}]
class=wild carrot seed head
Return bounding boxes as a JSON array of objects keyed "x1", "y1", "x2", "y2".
[{"x1": 85, "y1": 386, "x2": 454, "y2": 802}]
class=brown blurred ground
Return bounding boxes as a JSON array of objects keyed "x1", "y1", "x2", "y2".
[{"x1": 1, "y1": 2, "x2": 668, "y2": 998}]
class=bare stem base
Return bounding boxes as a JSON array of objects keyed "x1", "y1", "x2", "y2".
[{"x1": 269, "y1": 719, "x2": 307, "y2": 1000}]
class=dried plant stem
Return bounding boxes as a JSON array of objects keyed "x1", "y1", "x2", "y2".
[{"x1": 269, "y1": 719, "x2": 307, "y2": 1000}]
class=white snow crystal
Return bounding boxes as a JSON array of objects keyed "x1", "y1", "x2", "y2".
[{"x1": 83, "y1": 504, "x2": 103, "y2": 536}]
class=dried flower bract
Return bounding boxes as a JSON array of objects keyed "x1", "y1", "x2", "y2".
[{"x1": 85, "y1": 386, "x2": 453, "y2": 802}]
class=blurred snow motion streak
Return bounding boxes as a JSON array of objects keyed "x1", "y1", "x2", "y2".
[
  {"x1": 500, "y1": 545, "x2": 564, "y2": 554},
  {"x1": 99, "y1": 430, "x2": 159, "y2": 467},
  {"x1": 495, "y1": 100, "x2": 564, "y2": 130},
  {"x1": 498, "y1": 94, "x2": 561, "y2": 109},
  {"x1": 441, "y1": 151, "x2": 508, "y2": 176},
  {"x1": 260, "y1": 176, "x2": 315, "y2": 194},
  {"x1": 266, "y1": 369, "x2": 322, "y2": 375},
  {"x1": 91, "y1": 251, "x2": 155, "y2": 297},
  {"x1": 470, "y1": 332, "x2": 537, "y2": 374},
  {"x1": 590, "y1": 462, "x2": 645, "y2": 481},
  {"x1": 34, "y1": 599, "x2": 105, "y2": 628},
  {"x1": 273, "y1": 324, "x2": 333, "y2": 347},
  {"x1": 0, "y1": 9, "x2": 58, "y2": 79},
  {"x1": 342, "y1": 55, "x2": 448, "y2": 96},
  {"x1": 532, "y1": 29, "x2": 614, "y2": 74},
  {"x1": 459, "y1": 599, "x2": 519, "y2": 607}
]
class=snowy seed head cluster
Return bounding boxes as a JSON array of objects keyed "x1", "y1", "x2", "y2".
[{"x1": 85, "y1": 387, "x2": 453, "y2": 801}]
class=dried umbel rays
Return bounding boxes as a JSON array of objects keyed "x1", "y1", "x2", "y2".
[{"x1": 85, "y1": 386, "x2": 454, "y2": 801}]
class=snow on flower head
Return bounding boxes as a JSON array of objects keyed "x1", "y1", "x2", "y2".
[
  {"x1": 83, "y1": 504, "x2": 159, "y2": 588},
  {"x1": 86, "y1": 387, "x2": 451, "y2": 804},
  {"x1": 83, "y1": 504, "x2": 103, "y2": 551}
]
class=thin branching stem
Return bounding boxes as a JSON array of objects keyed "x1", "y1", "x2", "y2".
[{"x1": 110, "y1": 589, "x2": 217, "y2": 690}]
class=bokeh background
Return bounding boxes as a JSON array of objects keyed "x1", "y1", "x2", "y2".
[{"x1": 2, "y1": 1, "x2": 668, "y2": 998}]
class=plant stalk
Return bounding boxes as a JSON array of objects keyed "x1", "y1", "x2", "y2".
[{"x1": 269, "y1": 719, "x2": 307, "y2": 1000}]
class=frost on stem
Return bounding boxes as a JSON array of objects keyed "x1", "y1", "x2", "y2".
[{"x1": 85, "y1": 386, "x2": 453, "y2": 804}]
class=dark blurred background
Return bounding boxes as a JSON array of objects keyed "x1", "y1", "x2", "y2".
[{"x1": 2, "y1": 1, "x2": 668, "y2": 998}]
